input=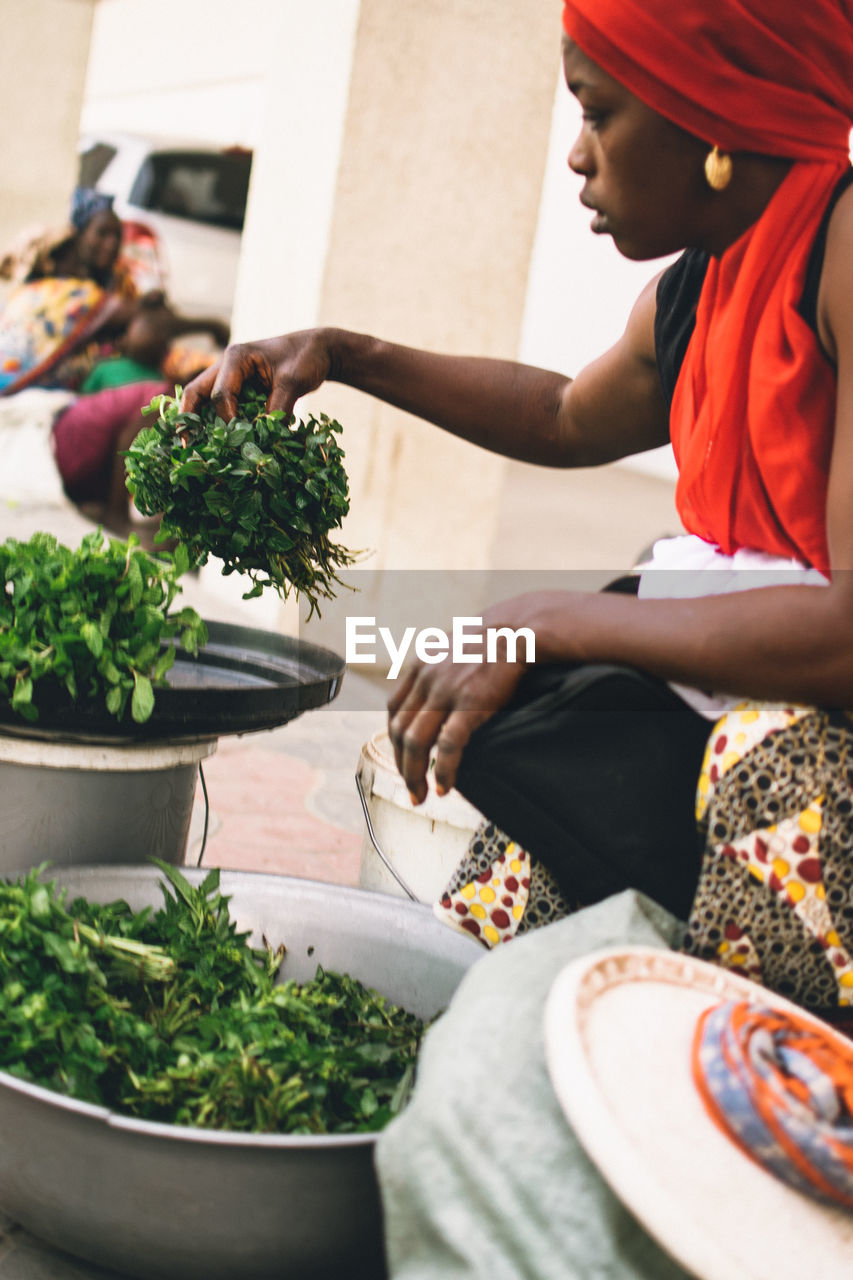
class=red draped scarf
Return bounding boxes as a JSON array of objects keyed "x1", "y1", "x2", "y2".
[{"x1": 671, "y1": 161, "x2": 846, "y2": 574}]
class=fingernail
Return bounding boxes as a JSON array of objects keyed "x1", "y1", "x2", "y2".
[
  {"x1": 435, "y1": 783, "x2": 448, "y2": 797},
  {"x1": 408, "y1": 791, "x2": 420, "y2": 806}
]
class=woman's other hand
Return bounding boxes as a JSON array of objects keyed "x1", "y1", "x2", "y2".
[
  {"x1": 387, "y1": 599, "x2": 546, "y2": 804},
  {"x1": 180, "y1": 330, "x2": 334, "y2": 421}
]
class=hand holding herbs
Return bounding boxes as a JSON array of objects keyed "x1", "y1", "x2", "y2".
[
  {"x1": 124, "y1": 388, "x2": 357, "y2": 616},
  {"x1": 0, "y1": 863, "x2": 425, "y2": 1135},
  {"x1": 0, "y1": 530, "x2": 206, "y2": 725}
]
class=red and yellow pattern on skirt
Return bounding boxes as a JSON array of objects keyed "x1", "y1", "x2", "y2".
[
  {"x1": 434, "y1": 821, "x2": 572, "y2": 948},
  {"x1": 683, "y1": 701, "x2": 853, "y2": 1012}
]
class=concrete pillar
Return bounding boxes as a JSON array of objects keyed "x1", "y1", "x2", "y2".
[
  {"x1": 216, "y1": 0, "x2": 561, "y2": 636},
  {"x1": 229, "y1": 0, "x2": 362, "y2": 343}
]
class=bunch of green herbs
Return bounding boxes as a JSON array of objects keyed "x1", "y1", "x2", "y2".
[
  {"x1": 0, "y1": 531, "x2": 206, "y2": 725},
  {"x1": 0, "y1": 862, "x2": 425, "y2": 1134},
  {"x1": 124, "y1": 388, "x2": 357, "y2": 617}
]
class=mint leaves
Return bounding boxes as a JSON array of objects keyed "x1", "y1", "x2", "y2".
[
  {"x1": 0, "y1": 864, "x2": 425, "y2": 1134},
  {"x1": 124, "y1": 389, "x2": 358, "y2": 617},
  {"x1": 0, "y1": 530, "x2": 206, "y2": 725}
]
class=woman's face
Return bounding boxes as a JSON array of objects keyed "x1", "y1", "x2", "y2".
[
  {"x1": 75, "y1": 210, "x2": 123, "y2": 276},
  {"x1": 563, "y1": 40, "x2": 712, "y2": 260}
]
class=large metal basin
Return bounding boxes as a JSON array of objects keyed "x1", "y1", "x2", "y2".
[{"x1": 0, "y1": 868, "x2": 482, "y2": 1280}]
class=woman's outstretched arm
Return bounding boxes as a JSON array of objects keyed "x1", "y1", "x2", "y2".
[
  {"x1": 180, "y1": 274, "x2": 670, "y2": 469},
  {"x1": 387, "y1": 195, "x2": 853, "y2": 801}
]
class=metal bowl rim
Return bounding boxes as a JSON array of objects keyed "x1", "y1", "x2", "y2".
[{"x1": 1, "y1": 1068, "x2": 377, "y2": 1148}]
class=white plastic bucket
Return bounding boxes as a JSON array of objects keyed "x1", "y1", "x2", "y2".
[
  {"x1": 0, "y1": 735, "x2": 217, "y2": 873},
  {"x1": 356, "y1": 729, "x2": 483, "y2": 902}
]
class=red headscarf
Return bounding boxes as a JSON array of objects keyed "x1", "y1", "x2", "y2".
[
  {"x1": 561, "y1": 0, "x2": 853, "y2": 160},
  {"x1": 561, "y1": 0, "x2": 853, "y2": 573}
]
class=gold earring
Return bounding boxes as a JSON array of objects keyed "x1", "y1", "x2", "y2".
[{"x1": 704, "y1": 145, "x2": 732, "y2": 192}]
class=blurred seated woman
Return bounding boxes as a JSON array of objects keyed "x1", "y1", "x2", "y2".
[
  {"x1": 0, "y1": 187, "x2": 139, "y2": 395},
  {"x1": 50, "y1": 295, "x2": 229, "y2": 539}
]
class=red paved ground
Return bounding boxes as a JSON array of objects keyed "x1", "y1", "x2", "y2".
[{"x1": 194, "y1": 736, "x2": 363, "y2": 885}]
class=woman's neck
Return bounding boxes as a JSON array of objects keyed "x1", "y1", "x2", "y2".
[{"x1": 704, "y1": 156, "x2": 794, "y2": 257}]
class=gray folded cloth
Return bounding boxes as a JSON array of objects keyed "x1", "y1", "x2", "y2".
[{"x1": 375, "y1": 889, "x2": 691, "y2": 1280}]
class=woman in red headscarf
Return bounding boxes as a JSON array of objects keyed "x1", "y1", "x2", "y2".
[
  {"x1": 183, "y1": 4, "x2": 853, "y2": 1266},
  {"x1": 184, "y1": 0, "x2": 853, "y2": 984}
]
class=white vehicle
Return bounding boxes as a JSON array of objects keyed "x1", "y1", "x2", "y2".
[{"x1": 78, "y1": 133, "x2": 253, "y2": 324}]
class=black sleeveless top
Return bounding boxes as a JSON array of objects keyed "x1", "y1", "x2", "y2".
[{"x1": 654, "y1": 168, "x2": 853, "y2": 411}]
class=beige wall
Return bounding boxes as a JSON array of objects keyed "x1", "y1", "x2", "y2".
[
  {"x1": 0, "y1": 0, "x2": 96, "y2": 254},
  {"x1": 81, "y1": 0, "x2": 272, "y2": 146}
]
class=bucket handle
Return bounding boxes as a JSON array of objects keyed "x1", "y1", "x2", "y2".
[{"x1": 355, "y1": 769, "x2": 419, "y2": 901}]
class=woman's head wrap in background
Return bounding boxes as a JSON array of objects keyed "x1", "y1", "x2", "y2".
[
  {"x1": 70, "y1": 187, "x2": 116, "y2": 232},
  {"x1": 561, "y1": 0, "x2": 853, "y2": 160}
]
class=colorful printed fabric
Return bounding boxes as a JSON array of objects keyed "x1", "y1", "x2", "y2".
[
  {"x1": 160, "y1": 341, "x2": 219, "y2": 386},
  {"x1": 0, "y1": 277, "x2": 109, "y2": 391},
  {"x1": 0, "y1": 246, "x2": 138, "y2": 396},
  {"x1": 434, "y1": 820, "x2": 572, "y2": 948},
  {"x1": 693, "y1": 999, "x2": 853, "y2": 1209},
  {"x1": 682, "y1": 702, "x2": 853, "y2": 1012}
]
